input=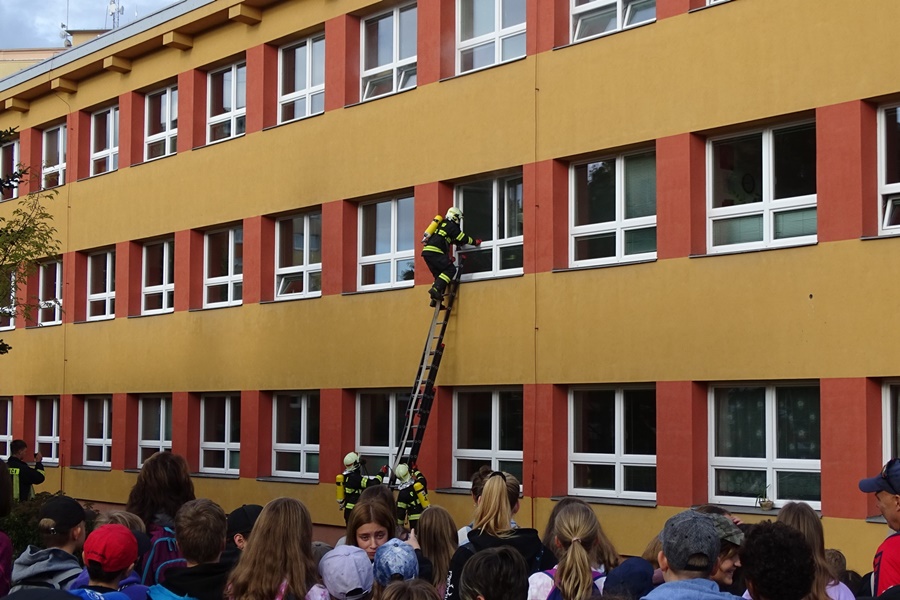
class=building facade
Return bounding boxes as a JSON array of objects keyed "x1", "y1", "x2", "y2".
[{"x1": 0, "y1": 0, "x2": 897, "y2": 568}]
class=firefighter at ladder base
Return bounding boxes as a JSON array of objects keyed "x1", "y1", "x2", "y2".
[
  {"x1": 395, "y1": 464, "x2": 430, "y2": 531},
  {"x1": 421, "y1": 207, "x2": 480, "y2": 307},
  {"x1": 336, "y1": 452, "x2": 388, "y2": 523}
]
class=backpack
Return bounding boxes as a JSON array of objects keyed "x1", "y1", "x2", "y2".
[
  {"x1": 543, "y1": 567, "x2": 604, "y2": 600},
  {"x1": 140, "y1": 525, "x2": 186, "y2": 586},
  {"x1": 8, "y1": 564, "x2": 83, "y2": 593}
]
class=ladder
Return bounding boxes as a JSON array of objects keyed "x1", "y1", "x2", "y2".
[{"x1": 391, "y1": 263, "x2": 464, "y2": 476}]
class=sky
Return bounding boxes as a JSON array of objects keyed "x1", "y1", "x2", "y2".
[{"x1": 0, "y1": 0, "x2": 180, "y2": 49}]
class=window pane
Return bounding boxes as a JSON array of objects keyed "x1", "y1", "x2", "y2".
[
  {"x1": 574, "y1": 233, "x2": 615, "y2": 261},
  {"x1": 89, "y1": 254, "x2": 109, "y2": 295},
  {"x1": 574, "y1": 463, "x2": 615, "y2": 490},
  {"x1": 210, "y1": 70, "x2": 230, "y2": 116},
  {"x1": 460, "y1": 43, "x2": 495, "y2": 72},
  {"x1": 85, "y1": 400, "x2": 106, "y2": 438},
  {"x1": 503, "y1": 178, "x2": 523, "y2": 238},
  {"x1": 203, "y1": 397, "x2": 227, "y2": 442},
  {"x1": 235, "y1": 65, "x2": 247, "y2": 109},
  {"x1": 624, "y1": 466, "x2": 656, "y2": 492},
  {"x1": 230, "y1": 400, "x2": 241, "y2": 442},
  {"x1": 399, "y1": 6, "x2": 417, "y2": 60},
  {"x1": 44, "y1": 128, "x2": 60, "y2": 165},
  {"x1": 281, "y1": 99, "x2": 307, "y2": 122},
  {"x1": 361, "y1": 263, "x2": 390, "y2": 285},
  {"x1": 275, "y1": 451, "x2": 301, "y2": 472},
  {"x1": 147, "y1": 92, "x2": 165, "y2": 136},
  {"x1": 501, "y1": 33, "x2": 525, "y2": 61},
  {"x1": 715, "y1": 387, "x2": 765, "y2": 458},
  {"x1": 308, "y1": 212, "x2": 322, "y2": 264},
  {"x1": 712, "y1": 215, "x2": 763, "y2": 246},
  {"x1": 499, "y1": 391, "x2": 523, "y2": 451},
  {"x1": 574, "y1": 160, "x2": 615, "y2": 226},
  {"x1": 502, "y1": 0, "x2": 526, "y2": 27},
  {"x1": 311, "y1": 38, "x2": 326, "y2": 87},
  {"x1": 461, "y1": 180, "x2": 494, "y2": 241},
  {"x1": 141, "y1": 399, "x2": 162, "y2": 440},
  {"x1": 624, "y1": 389, "x2": 656, "y2": 455},
  {"x1": 93, "y1": 112, "x2": 110, "y2": 153},
  {"x1": 773, "y1": 124, "x2": 816, "y2": 199},
  {"x1": 275, "y1": 395, "x2": 301, "y2": 444},
  {"x1": 576, "y1": 6, "x2": 617, "y2": 40},
  {"x1": 457, "y1": 459, "x2": 486, "y2": 482},
  {"x1": 625, "y1": 0, "x2": 656, "y2": 25},
  {"x1": 278, "y1": 217, "x2": 304, "y2": 269},
  {"x1": 306, "y1": 453, "x2": 319, "y2": 473},
  {"x1": 85, "y1": 445, "x2": 104, "y2": 463},
  {"x1": 460, "y1": 247, "x2": 493, "y2": 275},
  {"x1": 147, "y1": 140, "x2": 167, "y2": 160},
  {"x1": 203, "y1": 450, "x2": 225, "y2": 469},
  {"x1": 460, "y1": 0, "x2": 494, "y2": 40},
  {"x1": 774, "y1": 208, "x2": 817, "y2": 239},
  {"x1": 282, "y1": 42, "x2": 306, "y2": 95},
  {"x1": 775, "y1": 386, "x2": 820, "y2": 460},
  {"x1": 715, "y1": 468, "x2": 766, "y2": 498},
  {"x1": 777, "y1": 471, "x2": 820, "y2": 502},
  {"x1": 457, "y1": 392, "x2": 492, "y2": 450},
  {"x1": 397, "y1": 196, "x2": 414, "y2": 251},
  {"x1": 885, "y1": 108, "x2": 900, "y2": 184},
  {"x1": 396, "y1": 259, "x2": 415, "y2": 282},
  {"x1": 365, "y1": 14, "x2": 393, "y2": 70},
  {"x1": 359, "y1": 393, "x2": 391, "y2": 447},
  {"x1": 308, "y1": 393, "x2": 320, "y2": 444},
  {"x1": 711, "y1": 134, "x2": 762, "y2": 208},
  {"x1": 498, "y1": 460, "x2": 522, "y2": 483},
  {"x1": 624, "y1": 227, "x2": 656, "y2": 255},
  {"x1": 206, "y1": 231, "x2": 229, "y2": 278},
  {"x1": 361, "y1": 202, "x2": 392, "y2": 256},
  {"x1": 573, "y1": 390, "x2": 615, "y2": 454},
  {"x1": 309, "y1": 271, "x2": 322, "y2": 293},
  {"x1": 624, "y1": 153, "x2": 656, "y2": 219},
  {"x1": 37, "y1": 400, "x2": 55, "y2": 436}
]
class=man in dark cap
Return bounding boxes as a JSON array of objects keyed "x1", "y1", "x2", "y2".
[
  {"x1": 10, "y1": 495, "x2": 86, "y2": 592},
  {"x1": 859, "y1": 458, "x2": 900, "y2": 595}
]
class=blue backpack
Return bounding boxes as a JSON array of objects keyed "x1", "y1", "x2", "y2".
[{"x1": 544, "y1": 567, "x2": 604, "y2": 600}]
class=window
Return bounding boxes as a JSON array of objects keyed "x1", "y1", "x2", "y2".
[
  {"x1": 457, "y1": 173, "x2": 523, "y2": 279},
  {"x1": 358, "y1": 196, "x2": 415, "y2": 289},
  {"x1": 145, "y1": 85, "x2": 178, "y2": 161},
  {"x1": 454, "y1": 389, "x2": 523, "y2": 486},
  {"x1": 139, "y1": 395, "x2": 172, "y2": 465},
  {"x1": 200, "y1": 394, "x2": 241, "y2": 474},
  {"x1": 208, "y1": 63, "x2": 246, "y2": 143},
  {"x1": 0, "y1": 271, "x2": 14, "y2": 331},
  {"x1": 42, "y1": 125, "x2": 66, "y2": 188},
  {"x1": 142, "y1": 238, "x2": 175, "y2": 315},
  {"x1": 0, "y1": 398, "x2": 11, "y2": 458},
  {"x1": 708, "y1": 122, "x2": 817, "y2": 252},
  {"x1": 272, "y1": 392, "x2": 320, "y2": 478},
  {"x1": 35, "y1": 396, "x2": 60, "y2": 464},
  {"x1": 709, "y1": 383, "x2": 821, "y2": 508},
  {"x1": 571, "y1": 151, "x2": 657, "y2": 266},
  {"x1": 572, "y1": 0, "x2": 656, "y2": 43},
  {"x1": 1, "y1": 138, "x2": 19, "y2": 201},
  {"x1": 37, "y1": 260, "x2": 62, "y2": 326},
  {"x1": 279, "y1": 35, "x2": 325, "y2": 123},
  {"x1": 357, "y1": 391, "x2": 407, "y2": 472},
  {"x1": 90, "y1": 106, "x2": 119, "y2": 176},
  {"x1": 204, "y1": 226, "x2": 243, "y2": 308},
  {"x1": 878, "y1": 106, "x2": 900, "y2": 236},
  {"x1": 569, "y1": 387, "x2": 656, "y2": 499},
  {"x1": 361, "y1": 4, "x2": 417, "y2": 100},
  {"x1": 276, "y1": 212, "x2": 322, "y2": 299},
  {"x1": 84, "y1": 396, "x2": 112, "y2": 467},
  {"x1": 87, "y1": 250, "x2": 116, "y2": 321},
  {"x1": 457, "y1": 0, "x2": 525, "y2": 73}
]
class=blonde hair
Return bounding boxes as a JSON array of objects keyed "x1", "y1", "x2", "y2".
[
  {"x1": 472, "y1": 472, "x2": 518, "y2": 538},
  {"x1": 553, "y1": 503, "x2": 619, "y2": 600},
  {"x1": 777, "y1": 502, "x2": 835, "y2": 600},
  {"x1": 95, "y1": 510, "x2": 146, "y2": 533},
  {"x1": 417, "y1": 506, "x2": 457, "y2": 589},
  {"x1": 226, "y1": 498, "x2": 319, "y2": 600}
]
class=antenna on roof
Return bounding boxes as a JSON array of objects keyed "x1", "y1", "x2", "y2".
[{"x1": 108, "y1": 0, "x2": 125, "y2": 28}]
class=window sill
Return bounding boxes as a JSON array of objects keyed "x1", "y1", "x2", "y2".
[
  {"x1": 460, "y1": 271, "x2": 525, "y2": 284},
  {"x1": 71, "y1": 465, "x2": 111, "y2": 472},
  {"x1": 191, "y1": 472, "x2": 240, "y2": 480},
  {"x1": 194, "y1": 134, "x2": 246, "y2": 151},
  {"x1": 260, "y1": 294, "x2": 322, "y2": 305},
  {"x1": 861, "y1": 233, "x2": 900, "y2": 242},
  {"x1": 552, "y1": 257, "x2": 657, "y2": 274},
  {"x1": 439, "y1": 54, "x2": 527, "y2": 84},
  {"x1": 127, "y1": 310, "x2": 174, "y2": 319},
  {"x1": 77, "y1": 169, "x2": 118, "y2": 183},
  {"x1": 25, "y1": 322, "x2": 61, "y2": 329},
  {"x1": 706, "y1": 503, "x2": 817, "y2": 517},
  {"x1": 263, "y1": 111, "x2": 324, "y2": 132},
  {"x1": 256, "y1": 475, "x2": 319, "y2": 485},
  {"x1": 554, "y1": 495, "x2": 657, "y2": 508},
  {"x1": 75, "y1": 317, "x2": 114, "y2": 325},
  {"x1": 133, "y1": 153, "x2": 177, "y2": 167},
  {"x1": 345, "y1": 84, "x2": 417, "y2": 110},
  {"x1": 342, "y1": 284, "x2": 415, "y2": 297},
  {"x1": 553, "y1": 19, "x2": 656, "y2": 52},
  {"x1": 434, "y1": 487, "x2": 476, "y2": 496},
  {"x1": 689, "y1": 0, "x2": 735, "y2": 13},
  {"x1": 189, "y1": 304, "x2": 243, "y2": 312},
  {"x1": 690, "y1": 240, "x2": 817, "y2": 259}
]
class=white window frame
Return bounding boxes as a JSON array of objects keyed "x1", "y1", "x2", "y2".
[
  {"x1": 356, "y1": 390, "x2": 405, "y2": 471},
  {"x1": 142, "y1": 238, "x2": 175, "y2": 315},
  {"x1": 568, "y1": 386, "x2": 656, "y2": 500},
  {"x1": 37, "y1": 260, "x2": 62, "y2": 326},
  {"x1": 571, "y1": 0, "x2": 656, "y2": 44},
  {"x1": 35, "y1": 396, "x2": 60, "y2": 465},
  {"x1": 83, "y1": 396, "x2": 112, "y2": 467},
  {"x1": 200, "y1": 394, "x2": 241, "y2": 475},
  {"x1": 0, "y1": 397, "x2": 12, "y2": 459},
  {"x1": 569, "y1": 150, "x2": 657, "y2": 267},
  {"x1": 207, "y1": 62, "x2": 247, "y2": 144},
  {"x1": 275, "y1": 212, "x2": 322, "y2": 300},
  {"x1": 145, "y1": 85, "x2": 178, "y2": 161},
  {"x1": 138, "y1": 394, "x2": 173, "y2": 466},
  {"x1": 883, "y1": 381, "x2": 900, "y2": 463},
  {"x1": 358, "y1": 196, "x2": 415, "y2": 291},
  {"x1": 272, "y1": 391, "x2": 320, "y2": 479},
  {"x1": 42, "y1": 124, "x2": 66, "y2": 189},
  {"x1": 457, "y1": 173, "x2": 524, "y2": 281},
  {"x1": 0, "y1": 271, "x2": 14, "y2": 331},
  {"x1": 708, "y1": 382, "x2": 821, "y2": 510},
  {"x1": 457, "y1": 0, "x2": 526, "y2": 74},
  {"x1": 203, "y1": 226, "x2": 243, "y2": 308},
  {"x1": 278, "y1": 34, "x2": 326, "y2": 124},
  {"x1": 361, "y1": 3, "x2": 418, "y2": 101},
  {"x1": 1, "y1": 138, "x2": 20, "y2": 201},
  {"x1": 90, "y1": 106, "x2": 119, "y2": 176},
  {"x1": 876, "y1": 105, "x2": 900, "y2": 236},
  {"x1": 86, "y1": 249, "x2": 116, "y2": 321},
  {"x1": 452, "y1": 388, "x2": 523, "y2": 488},
  {"x1": 706, "y1": 121, "x2": 818, "y2": 253}
]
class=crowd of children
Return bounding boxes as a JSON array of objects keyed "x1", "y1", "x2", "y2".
[{"x1": 0, "y1": 453, "x2": 895, "y2": 600}]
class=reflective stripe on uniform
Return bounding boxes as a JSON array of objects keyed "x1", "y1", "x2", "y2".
[
  {"x1": 8, "y1": 467, "x2": 19, "y2": 501},
  {"x1": 439, "y1": 273, "x2": 451, "y2": 283},
  {"x1": 422, "y1": 245, "x2": 444, "y2": 254}
]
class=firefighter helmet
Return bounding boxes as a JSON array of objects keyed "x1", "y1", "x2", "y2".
[
  {"x1": 343, "y1": 452, "x2": 360, "y2": 468},
  {"x1": 446, "y1": 207, "x2": 463, "y2": 223}
]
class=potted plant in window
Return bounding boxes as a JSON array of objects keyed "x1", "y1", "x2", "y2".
[{"x1": 756, "y1": 486, "x2": 774, "y2": 511}]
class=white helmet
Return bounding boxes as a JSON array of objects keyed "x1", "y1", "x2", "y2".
[
  {"x1": 446, "y1": 207, "x2": 463, "y2": 223},
  {"x1": 343, "y1": 452, "x2": 360, "y2": 468},
  {"x1": 395, "y1": 464, "x2": 411, "y2": 482}
]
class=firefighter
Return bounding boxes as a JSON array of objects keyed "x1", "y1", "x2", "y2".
[
  {"x1": 6, "y1": 439, "x2": 45, "y2": 502},
  {"x1": 421, "y1": 207, "x2": 480, "y2": 307},
  {"x1": 337, "y1": 452, "x2": 388, "y2": 523},
  {"x1": 395, "y1": 464, "x2": 429, "y2": 530}
]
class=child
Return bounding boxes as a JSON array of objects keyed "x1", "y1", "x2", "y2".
[{"x1": 69, "y1": 524, "x2": 137, "y2": 600}]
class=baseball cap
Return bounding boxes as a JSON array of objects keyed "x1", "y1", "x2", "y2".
[
  {"x1": 40, "y1": 496, "x2": 86, "y2": 531},
  {"x1": 859, "y1": 459, "x2": 900, "y2": 495},
  {"x1": 659, "y1": 510, "x2": 720, "y2": 572},
  {"x1": 373, "y1": 538, "x2": 418, "y2": 586},
  {"x1": 319, "y1": 545, "x2": 373, "y2": 600},
  {"x1": 227, "y1": 504, "x2": 263, "y2": 538},
  {"x1": 311, "y1": 541, "x2": 334, "y2": 566},
  {"x1": 708, "y1": 513, "x2": 744, "y2": 547},
  {"x1": 83, "y1": 524, "x2": 139, "y2": 572},
  {"x1": 604, "y1": 557, "x2": 654, "y2": 600}
]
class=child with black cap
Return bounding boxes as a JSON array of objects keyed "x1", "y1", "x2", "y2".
[{"x1": 10, "y1": 495, "x2": 86, "y2": 592}]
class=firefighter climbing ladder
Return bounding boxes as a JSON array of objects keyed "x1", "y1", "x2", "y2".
[{"x1": 391, "y1": 264, "x2": 464, "y2": 476}]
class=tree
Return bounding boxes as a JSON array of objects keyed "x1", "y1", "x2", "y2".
[{"x1": 0, "y1": 127, "x2": 62, "y2": 354}]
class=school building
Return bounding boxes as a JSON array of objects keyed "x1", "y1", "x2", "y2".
[{"x1": 0, "y1": 0, "x2": 897, "y2": 569}]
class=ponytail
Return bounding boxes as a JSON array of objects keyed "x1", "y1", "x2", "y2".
[
  {"x1": 472, "y1": 472, "x2": 514, "y2": 538},
  {"x1": 553, "y1": 503, "x2": 609, "y2": 600}
]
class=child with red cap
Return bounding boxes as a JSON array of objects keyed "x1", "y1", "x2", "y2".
[{"x1": 70, "y1": 524, "x2": 140, "y2": 600}]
